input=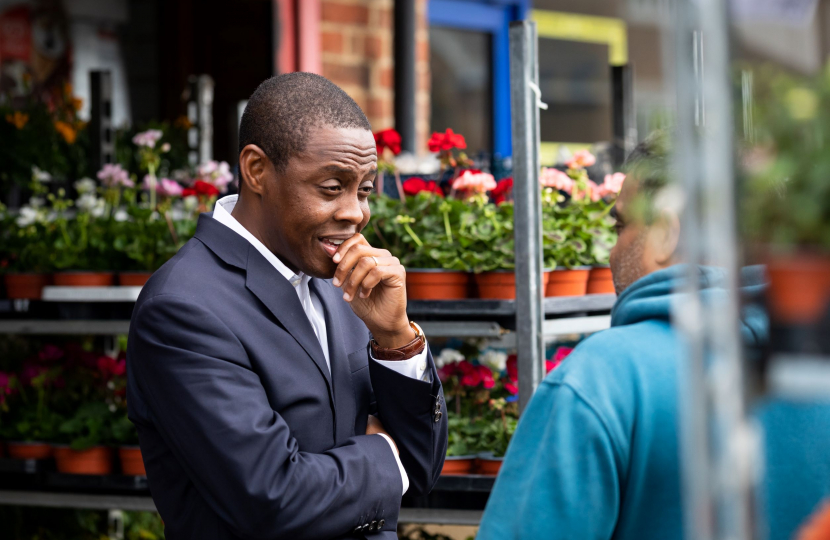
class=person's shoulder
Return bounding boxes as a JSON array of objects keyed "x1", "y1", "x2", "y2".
[{"x1": 136, "y1": 237, "x2": 242, "y2": 309}]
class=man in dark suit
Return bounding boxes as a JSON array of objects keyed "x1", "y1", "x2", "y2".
[{"x1": 127, "y1": 73, "x2": 448, "y2": 539}]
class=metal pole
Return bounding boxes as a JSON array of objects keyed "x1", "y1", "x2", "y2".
[
  {"x1": 610, "y1": 65, "x2": 636, "y2": 167},
  {"x1": 89, "y1": 71, "x2": 114, "y2": 170},
  {"x1": 671, "y1": 0, "x2": 756, "y2": 539},
  {"x1": 186, "y1": 75, "x2": 214, "y2": 165},
  {"x1": 394, "y1": 0, "x2": 417, "y2": 153},
  {"x1": 510, "y1": 21, "x2": 545, "y2": 414}
]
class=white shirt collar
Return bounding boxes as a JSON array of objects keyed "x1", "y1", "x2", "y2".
[{"x1": 213, "y1": 195, "x2": 306, "y2": 286}]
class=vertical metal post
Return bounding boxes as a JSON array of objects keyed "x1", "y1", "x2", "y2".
[
  {"x1": 510, "y1": 21, "x2": 545, "y2": 415},
  {"x1": 671, "y1": 1, "x2": 756, "y2": 539},
  {"x1": 611, "y1": 64, "x2": 636, "y2": 168},
  {"x1": 89, "y1": 71, "x2": 114, "y2": 170},
  {"x1": 394, "y1": 0, "x2": 417, "y2": 153},
  {"x1": 187, "y1": 74, "x2": 215, "y2": 166}
]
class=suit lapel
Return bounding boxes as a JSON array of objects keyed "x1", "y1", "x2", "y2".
[
  {"x1": 244, "y1": 246, "x2": 334, "y2": 399},
  {"x1": 310, "y1": 278, "x2": 356, "y2": 444}
]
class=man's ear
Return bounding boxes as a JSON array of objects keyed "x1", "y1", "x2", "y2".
[
  {"x1": 651, "y1": 212, "x2": 681, "y2": 266},
  {"x1": 238, "y1": 144, "x2": 270, "y2": 196}
]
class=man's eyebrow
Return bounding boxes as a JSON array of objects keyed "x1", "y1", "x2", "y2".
[{"x1": 320, "y1": 165, "x2": 357, "y2": 176}]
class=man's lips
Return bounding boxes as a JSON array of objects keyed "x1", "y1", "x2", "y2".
[{"x1": 318, "y1": 234, "x2": 356, "y2": 258}]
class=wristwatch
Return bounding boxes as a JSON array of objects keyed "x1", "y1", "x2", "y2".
[{"x1": 371, "y1": 321, "x2": 426, "y2": 361}]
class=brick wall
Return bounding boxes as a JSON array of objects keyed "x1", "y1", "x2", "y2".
[{"x1": 320, "y1": 0, "x2": 431, "y2": 153}]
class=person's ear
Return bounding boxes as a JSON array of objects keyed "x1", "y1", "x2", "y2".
[
  {"x1": 238, "y1": 144, "x2": 270, "y2": 197},
  {"x1": 651, "y1": 212, "x2": 681, "y2": 265}
]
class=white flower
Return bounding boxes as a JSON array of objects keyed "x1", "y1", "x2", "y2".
[
  {"x1": 28, "y1": 197, "x2": 45, "y2": 208},
  {"x1": 31, "y1": 166, "x2": 52, "y2": 183},
  {"x1": 435, "y1": 348, "x2": 465, "y2": 369},
  {"x1": 15, "y1": 206, "x2": 39, "y2": 226},
  {"x1": 74, "y1": 177, "x2": 97, "y2": 194},
  {"x1": 183, "y1": 195, "x2": 199, "y2": 212},
  {"x1": 114, "y1": 209, "x2": 129, "y2": 222},
  {"x1": 480, "y1": 349, "x2": 508, "y2": 372}
]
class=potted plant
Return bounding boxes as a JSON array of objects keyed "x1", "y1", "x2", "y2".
[
  {"x1": 443, "y1": 415, "x2": 477, "y2": 475},
  {"x1": 368, "y1": 190, "x2": 474, "y2": 300},
  {"x1": 2, "y1": 367, "x2": 63, "y2": 460},
  {"x1": 475, "y1": 400, "x2": 519, "y2": 476},
  {"x1": 742, "y1": 65, "x2": 830, "y2": 325},
  {"x1": 113, "y1": 412, "x2": 145, "y2": 476},
  {"x1": 54, "y1": 401, "x2": 115, "y2": 475}
]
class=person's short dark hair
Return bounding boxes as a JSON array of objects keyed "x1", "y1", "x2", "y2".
[
  {"x1": 623, "y1": 130, "x2": 673, "y2": 224},
  {"x1": 238, "y1": 72, "x2": 372, "y2": 173}
]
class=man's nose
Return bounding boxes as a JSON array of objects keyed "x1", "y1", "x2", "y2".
[{"x1": 333, "y1": 195, "x2": 364, "y2": 224}]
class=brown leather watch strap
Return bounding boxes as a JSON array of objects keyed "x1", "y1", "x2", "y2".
[{"x1": 371, "y1": 322, "x2": 426, "y2": 361}]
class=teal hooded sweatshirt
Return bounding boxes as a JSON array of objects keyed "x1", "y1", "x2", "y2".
[{"x1": 477, "y1": 265, "x2": 830, "y2": 540}]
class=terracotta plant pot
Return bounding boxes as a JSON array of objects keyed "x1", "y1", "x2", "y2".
[
  {"x1": 119, "y1": 272, "x2": 153, "y2": 287},
  {"x1": 767, "y1": 254, "x2": 830, "y2": 324},
  {"x1": 53, "y1": 272, "x2": 115, "y2": 287},
  {"x1": 545, "y1": 268, "x2": 590, "y2": 297},
  {"x1": 7, "y1": 441, "x2": 53, "y2": 460},
  {"x1": 586, "y1": 266, "x2": 616, "y2": 295},
  {"x1": 476, "y1": 455, "x2": 504, "y2": 476},
  {"x1": 441, "y1": 456, "x2": 476, "y2": 475},
  {"x1": 119, "y1": 446, "x2": 147, "y2": 476},
  {"x1": 53, "y1": 446, "x2": 113, "y2": 475},
  {"x1": 4, "y1": 273, "x2": 51, "y2": 300},
  {"x1": 406, "y1": 270, "x2": 470, "y2": 300},
  {"x1": 475, "y1": 271, "x2": 551, "y2": 300}
]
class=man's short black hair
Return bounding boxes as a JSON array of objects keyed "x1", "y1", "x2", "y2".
[
  {"x1": 622, "y1": 130, "x2": 673, "y2": 224},
  {"x1": 238, "y1": 72, "x2": 372, "y2": 173}
]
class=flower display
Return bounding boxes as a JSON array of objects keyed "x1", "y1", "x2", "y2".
[
  {"x1": 452, "y1": 170, "x2": 496, "y2": 194},
  {"x1": 435, "y1": 348, "x2": 465, "y2": 369},
  {"x1": 5, "y1": 111, "x2": 29, "y2": 129},
  {"x1": 54, "y1": 120, "x2": 77, "y2": 144},
  {"x1": 428, "y1": 128, "x2": 467, "y2": 152},
  {"x1": 374, "y1": 128, "x2": 402, "y2": 156},
  {"x1": 540, "y1": 167, "x2": 574, "y2": 193},
  {"x1": 74, "y1": 178, "x2": 96, "y2": 194},
  {"x1": 196, "y1": 160, "x2": 234, "y2": 193},
  {"x1": 566, "y1": 149, "x2": 596, "y2": 170},
  {"x1": 132, "y1": 129, "x2": 164, "y2": 149},
  {"x1": 403, "y1": 177, "x2": 444, "y2": 197},
  {"x1": 602, "y1": 172, "x2": 626, "y2": 194},
  {"x1": 97, "y1": 164, "x2": 134, "y2": 188},
  {"x1": 75, "y1": 193, "x2": 106, "y2": 217},
  {"x1": 97, "y1": 355, "x2": 127, "y2": 379},
  {"x1": 0, "y1": 372, "x2": 13, "y2": 405}
]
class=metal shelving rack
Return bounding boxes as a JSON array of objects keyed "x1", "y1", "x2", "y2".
[{"x1": 0, "y1": 21, "x2": 613, "y2": 528}]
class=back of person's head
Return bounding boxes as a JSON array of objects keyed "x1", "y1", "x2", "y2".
[
  {"x1": 623, "y1": 130, "x2": 673, "y2": 224},
  {"x1": 238, "y1": 72, "x2": 372, "y2": 175}
]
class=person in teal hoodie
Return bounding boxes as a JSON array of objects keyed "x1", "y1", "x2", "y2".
[{"x1": 477, "y1": 134, "x2": 830, "y2": 540}]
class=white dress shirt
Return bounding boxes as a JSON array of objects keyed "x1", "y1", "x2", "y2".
[{"x1": 213, "y1": 195, "x2": 426, "y2": 495}]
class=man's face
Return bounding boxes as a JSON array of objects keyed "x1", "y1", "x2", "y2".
[
  {"x1": 609, "y1": 178, "x2": 650, "y2": 295},
  {"x1": 260, "y1": 125, "x2": 376, "y2": 279}
]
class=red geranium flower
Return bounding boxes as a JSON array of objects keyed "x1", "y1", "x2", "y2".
[
  {"x1": 403, "y1": 177, "x2": 444, "y2": 197},
  {"x1": 183, "y1": 180, "x2": 219, "y2": 198},
  {"x1": 374, "y1": 128, "x2": 402, "y2": 156},
  {"x1": 428, "y1": 129, "x2": 467, "y2": 152},
  {"x1": 97, "y1": 355, "x2": 126, "y2": 379},
  {"x1": 492, "y1": 178, "x2": 513, "y2": 204}
]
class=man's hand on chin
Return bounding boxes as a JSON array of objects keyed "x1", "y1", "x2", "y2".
[{"x1": 331, "y1": 233, "x2": 416, "y2": 349}]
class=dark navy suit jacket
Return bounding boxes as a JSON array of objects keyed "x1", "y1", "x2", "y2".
[{"x1": 127, "y1": 214, "x2": 448, "y2": 539}]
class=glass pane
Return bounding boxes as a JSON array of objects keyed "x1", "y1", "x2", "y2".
[
  {"x1": 538, "y1": 38, "x2": 612, "y2": 144},
  {"x1": 429, "y1": 26, "x2": 492, "y2": 155}
]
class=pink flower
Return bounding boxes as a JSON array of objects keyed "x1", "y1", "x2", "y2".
[
  {"x1": 196, "y1": 161, "x2": 234, "y2": 193},
  {"x1": 553, "y1": 347, "x2": 574, "y2": 363},
  {"x1": 566, "y1": 149, "x2": 596, "y2": 170},
  {"x1": 97, "y1": 164, "x2": 134, "y2": 188},
  {"x1": 452, "y1": 170, "x2": 497, "y2": 194},
  {"x1": 143, "y1": 176, "x2": 183, "y2": 196},
  {"x1": 585, "y1": 180, "x2": 603, "y2": 202},
  {"x1": 602, "y1": 172, "x2": 626, "y2": 194},
  {"x1": 132, "y1": 129, "x2": 163, "y2": 149},
  {"x1": 540, "y1": 168, "x2": 574, "y2": 193}
]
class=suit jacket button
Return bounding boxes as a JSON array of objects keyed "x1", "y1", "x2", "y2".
[
  {"x1": 378, "y1": 519, "x2": 386, "y2": 529},
  {"x1": 434, "y1": 410, "x2": 443, "y2": 423}
]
